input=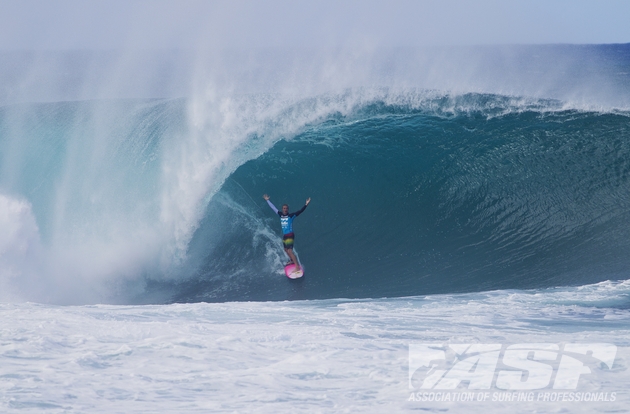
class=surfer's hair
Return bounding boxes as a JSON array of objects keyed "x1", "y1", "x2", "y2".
[{"x1": 282, "y1": 204, "x2": 289, "y2": 209}]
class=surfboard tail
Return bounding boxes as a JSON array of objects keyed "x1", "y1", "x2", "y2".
[{"x1": 284, "y1": 263, "x2": 304, "y2": 279}]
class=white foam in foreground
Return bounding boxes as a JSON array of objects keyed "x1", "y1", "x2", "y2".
[{"x1": 1, "y1": 280, "x2": 628, "y2": 413}]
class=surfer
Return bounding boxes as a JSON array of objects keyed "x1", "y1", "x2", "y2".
[{"x1": 263, "y1": 194, "x2": 311, "y2": 272}]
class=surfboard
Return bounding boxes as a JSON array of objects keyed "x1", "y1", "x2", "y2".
[{"x1": 284, "y1": 263, "x2": 304, "y2": 279}]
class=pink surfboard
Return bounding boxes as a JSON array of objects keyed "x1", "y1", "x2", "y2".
[{"x1": 284, "y1": 263, "x2": 304, "y2": 279}]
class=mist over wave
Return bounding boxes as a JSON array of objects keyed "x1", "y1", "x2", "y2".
[
  {"x1": 0, "y1": 45, "x2": 629, "y2": 304},
  {"x1": 3, "y1": 44, "x2": 630, "y2": 108}
]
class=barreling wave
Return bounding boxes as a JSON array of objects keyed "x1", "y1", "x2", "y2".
[
  {"x1": 1, "y1": 91, "x2": 629, "y2": 304},
  {"x1": 170, "y1": 93, "x2": 630, "y2": 302}
]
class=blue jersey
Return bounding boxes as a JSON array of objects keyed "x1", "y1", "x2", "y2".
[{"x1": 266, "y1": 199, "x2": 308, "y2": 235}]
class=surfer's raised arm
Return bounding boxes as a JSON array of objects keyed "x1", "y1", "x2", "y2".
[
  {"x1": 263, "y1": 194, "x2": 279, "y2": 214},
  {"x1": 292, "y1": 197, "x2": 311, "y2": 216}
]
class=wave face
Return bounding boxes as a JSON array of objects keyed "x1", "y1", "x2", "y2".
[{"x1": 172, "y1": 95, "x2": 630, "y2": 302}]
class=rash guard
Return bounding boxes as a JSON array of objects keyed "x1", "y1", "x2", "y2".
[{"x1": 266, "y1": 199, "x2": 307, "y2": 235}]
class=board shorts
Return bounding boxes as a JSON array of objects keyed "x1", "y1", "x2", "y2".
[{"x1": 282, "y1": 232, "x2": 295, "y2": 250}]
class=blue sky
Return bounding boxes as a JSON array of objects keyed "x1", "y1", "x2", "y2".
[{"x1": 0, "y1": 0, "x2": 629, "y2": 50}]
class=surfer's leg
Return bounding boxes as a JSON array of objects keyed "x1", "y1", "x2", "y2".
[
  {"x1": 282, "y1": 233, "x2": 298, "y2": 267},
  {"x1": 285, "y1": 248, "x2": 300, "y2": 271},
  {"x1": 284, "y1": 249, "x2": 294, "y2": 265}
]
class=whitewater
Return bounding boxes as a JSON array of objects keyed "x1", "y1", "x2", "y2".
[{"x1": 1, "y1": 44, "x2": 630, "y2": 412}]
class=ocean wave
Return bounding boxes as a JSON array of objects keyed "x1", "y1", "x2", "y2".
[
  {"x1": 173, "y1": 94, "x2": 630, "y2": 302},
  {"x1": 1, "y1": 90, "x2": 629, "y2": 304}
]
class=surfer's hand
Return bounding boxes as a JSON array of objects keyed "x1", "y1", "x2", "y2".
[
  {"x1": 305, "y1": 197, "x2": 311, "y2": 205},
  {"x1": 263, "y1": 194, "x2": 270, "y2": 200}
]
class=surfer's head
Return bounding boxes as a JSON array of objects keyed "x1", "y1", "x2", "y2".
[{"x1": 282, "y1": 204, "x2": 289, "y2": 214}]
